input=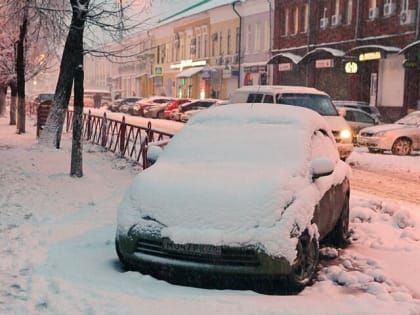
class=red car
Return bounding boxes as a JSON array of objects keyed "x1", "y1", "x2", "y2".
[
  {"x1": 163, "y1": 98, "x2": 193, "y2": 119},
  {"x1": 132, "y1": 96, "x2": 173, "y2": 117}
]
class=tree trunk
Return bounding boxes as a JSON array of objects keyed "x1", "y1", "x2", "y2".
[
  {"x1": 16, "y1": 3, "x2": 29, "y2": 134},
  {"x1": 39, "y1": 0, "x2": 90, "y2": 149},
  {"x1": 70, "y1": 66, "x2": 84, "y2": 177},
  {"x1": 0, "y1": 85, "x2": 5, "y2": 116},
  {"x1": 9, "y1": 80, "x2": 17, "y2": 125}
]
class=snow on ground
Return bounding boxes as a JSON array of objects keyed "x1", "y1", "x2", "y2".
[{"x1": 1, "y1": 113, "x2": 420, "y2": 315}]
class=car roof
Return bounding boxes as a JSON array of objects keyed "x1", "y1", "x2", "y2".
[{"x1": 234, "y1": 85, "x2": 328, "y2": 96}]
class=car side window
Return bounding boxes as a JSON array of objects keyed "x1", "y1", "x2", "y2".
[
  {"x1": 263, "y1": 94, "x2": 274, "y2": 103},
  {"x1": 344, "y1": 111, "x2": 355, "y2": 121},
  {"x1": 247, "y1": 93, "x2": 264, "y2": 103},
  {"x1": 354, "y1": 111, "x2": 374, "y2": 124}
]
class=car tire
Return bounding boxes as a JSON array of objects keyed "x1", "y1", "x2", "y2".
[
  {"x1": 368, "y1": 148, "x2": 383, "y2": 154},
  {"x1": 329, "y1": 195, "x2": 350, "y2": 248},
  {"x1": 391, "y1": 137, "x2": 412, "y2": 155},
  {"x1": 115, "y1": 238, "x2": 134, "y2": 271},
  {"x1": 287, "y1": 231, "x2": 319, "y2": 292}
]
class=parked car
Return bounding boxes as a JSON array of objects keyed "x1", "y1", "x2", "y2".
[
  {"x1": 109, "y1": 97, "x2": 142, "y2": 112},
  {"x1": 163, "y1": 98, "x2": 193, "y2": 119},
  {"x1": 229, "y1": 85, "x2": 354, "y2": 160},
  {"x1": 333, "y1": 100, "x2": 383, "y2": 123},
  {"x1": 170, "y1": 99, "x2": 223, "y2": 122},
  {"x1": 357, "y1": 110, "x2": 420, "y2": 155},
  {"x1": 132, "y1": 96, "x2": 173, "y2": 117},
  {"x1": 179, "y1": 99, "x2": 229, "y2": 122},
  {"x1": 29, "y1": 92, "x2": 54, "y2": 111},
  {"x1": 115, "y1": 103, "x2": 351, "y2": 294},
  {"x1": 337, "y1": 107, "x2": 379, "y2": 143}
]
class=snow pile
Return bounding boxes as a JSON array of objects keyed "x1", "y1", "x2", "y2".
[{"x1": 1, "y1": 112, "x2": 420, "y2": 315}]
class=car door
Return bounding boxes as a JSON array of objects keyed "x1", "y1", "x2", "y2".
[{"x1": 310, "y1": 129, "x2": 347, "y2": 239}]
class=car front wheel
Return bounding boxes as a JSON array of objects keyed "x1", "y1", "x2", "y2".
[
  {"x1": 288, "y1": 232, "x2": 319, "y2": 292},
  {"x1": 330, "y1": 195, "x2": 350, "y2": 248},
  {"x1": 391, "y1": 138, "x2": 412, "y2": 155}
]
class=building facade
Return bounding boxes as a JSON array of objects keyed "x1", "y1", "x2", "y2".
[{"x1": 270, "y1": 0, "x2": 420, "y2": 121}]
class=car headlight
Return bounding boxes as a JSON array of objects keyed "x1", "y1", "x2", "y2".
[
  {"x1": 339, "y1": 129, "x2": 352, "y2": 140},
  {"x1": 374, "y1": 131, "x2": 387, "y2": 136}
]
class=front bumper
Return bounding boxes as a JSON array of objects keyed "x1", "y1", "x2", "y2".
[
  {"x1": 357, "y1": 135, "x2": 391, "y2": 150},
  {"x1": 116, "y1": 233, "x2": 293, "y2": 291}
]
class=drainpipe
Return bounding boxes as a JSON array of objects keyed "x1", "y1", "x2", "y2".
[
  {"x1": 267, "y1": 0, "x2": 273, "y2": 84},
  {"x1": 416, "y1": 0, "x2": 420, "y2": 39},
  {"x1": 232, "y1": 1, "x2": 242, "y2": 88}
]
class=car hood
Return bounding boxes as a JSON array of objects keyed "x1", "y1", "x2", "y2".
[
  {"x1": 323, "y1": 115, "x2": 350, "y2": 131},
  {"x1": 360, "y1": 123, "x2": 413, "y2": 134}
]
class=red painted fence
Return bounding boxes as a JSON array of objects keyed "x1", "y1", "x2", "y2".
[{"x1": 65, "y1": 110, "x2": 174, "y2": 169}]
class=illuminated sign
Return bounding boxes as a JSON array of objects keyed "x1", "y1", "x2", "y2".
[
  {"x1": 315, "y1": 59, "x2": 334, "y2": 68},
  {"x1": 345, "y1": 61, "x2": 358, "y2": 73},
  {"x1": 359, "y1": 51, "x2": 382, "y2": 61},
  {"x1": 278, "y1": 63, "x2": 292, "y2": 71},
  {"x1": 153, "y1": 66, "x2": 163, "y2": 76},
  {"x1": 403, "y1": 59, "x2": 418, "y2": 69},
  {"x1": 170, "y1": 59, "x2": 207, "y2": 71}
]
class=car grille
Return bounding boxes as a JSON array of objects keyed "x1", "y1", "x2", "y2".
[{"x1": 136, "y1": 238, "x2": 260, "y2": 267}]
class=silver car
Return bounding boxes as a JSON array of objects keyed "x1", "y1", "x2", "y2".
[{"x1": 357, "y1": 111, "x2": 420, "y2": 155}]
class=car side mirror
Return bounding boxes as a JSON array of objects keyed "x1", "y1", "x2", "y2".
[
  {"x1": 146, "y1": 145, "x2": 163, "y2": 164},
  {"x1": 311, "y1": 158, "x2": 334, "y2": 180}
]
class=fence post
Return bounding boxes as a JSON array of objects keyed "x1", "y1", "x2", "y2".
[
  {"x1": 120, "y1": 116, "x2": 126, "y2": 154},
  {"x1": 87, "y1": 110, "x2": 92, "y2": 140},
  {"x1": 101, "y1": 112, "x2": 108, "y2": 147}
]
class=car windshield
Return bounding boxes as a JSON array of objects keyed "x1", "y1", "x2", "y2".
[
  {"x1": 277, "y1": 93, "x2": 338, "y2": 116},
  {"x1": 396, "y1": 112, "x2": 420, "y2": 125}
]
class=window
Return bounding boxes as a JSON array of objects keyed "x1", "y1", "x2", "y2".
[
  {"x1": 293, "y1": 7, "x2": 299, "y2": 34},
  {"x1": 303, "y1": 4, "x2": 309, "y2": 32},
  {"x1": 246, "y1": 24, "x2": 252, "y2": 52},
  {"x1": 346, "y1": 0, "x2": 353, "y2": 24},
  {"x1": 402, "y1": 0, "x2": 409, "y2": 11},
  {"x1": 203, "y1": 30, "x2": 208, "y2": 58},
  {"x1": 335, "y1": 0, "x2": 340, "y2": 14},
  {"x1": 219, "y1": 31, "x2": 223, "y2": 55},
  {"x1": 283, "y1": 8, "x2": 289, "y2": 35},
  {"x1": 227, "y1": 29, "x2": 232, "y2": 55},
  {"x1": 255, "y1": 23, "x2": 262, "y2": 52},
  {"x1": 369, "y1": 0, "x2": 377, "y2": 7},
  {"x1": 264, "y1": 20, "x2": 270, "y2": 50}
]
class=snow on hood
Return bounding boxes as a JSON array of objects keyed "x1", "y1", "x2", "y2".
[
  {"x1": 117, "y1": 104, "x2": 350, "y2": 261},
  {"x1": 323, "y1": 115, "x2": 350, "y2": 131},
  {"x1": 360, "y1": 123, "x2": 416, "y2": 134}
]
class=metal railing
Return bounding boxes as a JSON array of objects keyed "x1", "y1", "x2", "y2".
[{"x1": 65, "y1": 110, "x2": 174, "y2": 169}]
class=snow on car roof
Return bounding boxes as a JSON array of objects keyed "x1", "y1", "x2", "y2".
[{"x1": 118, "y1": 103, "x2": 349, "y2": 262}]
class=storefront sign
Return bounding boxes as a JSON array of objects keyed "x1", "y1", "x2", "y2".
[
  {"x1": 344, "y1": 61, "x2": 358, "y2": 73},
  {"x1": 359, "y1": 51, "x2": 382, "y2": 61},
  {"x1": 170, "y1": 59, "x2": 207, "y2": 71},
  {"x1": 315, "y1": 59, "x2": 334, "y2": 68},
  {"x1": 153, "y1": 66, "x2": 163, "y2": 76},
  {"x1": 278, "y1": 63, "x2": 292, "y2": 71},
  {"x1": 403, "y1": 59, "x2": 418, "y2": 69}
]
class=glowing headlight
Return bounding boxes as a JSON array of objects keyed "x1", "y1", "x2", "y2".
[{"x1": 339, "y1": 129, "x2": 352, "y2": 140}]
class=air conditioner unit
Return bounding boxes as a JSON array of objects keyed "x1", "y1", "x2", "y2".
[
  {"x1": 400, "y1": 9, "x2": 416, "y2": 25},
  {"x1": 368, "y1": 7, "x2": 379, "y2": 19},
  {"x1": 320, "y1": 17, "x2": 329, "y2": 29},
  {"x1": 383, "y1": 3, "x2": 397, "y2": 16},
  {"x1": 331, "y1": 14, "x2": 342, "y2": 26}
]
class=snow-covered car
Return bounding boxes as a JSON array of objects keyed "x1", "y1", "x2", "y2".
[
  {"x1": 357, "y1": 111, "x2": 420, "y2": 155},
  {"x1": 132, "y1": 96, "x2": 173, "y2": 117},
  {"x1": 179, "y1": 99, "x2": 228, "y2": 122},
  {"x1": 115, "y1": 103, "x2": 351, "y2": 294},
  {"x1": 333, "y1": 100, "x2": 383, "y2": 123}
]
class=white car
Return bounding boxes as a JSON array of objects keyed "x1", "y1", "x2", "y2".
[
  {"x1": 357, "y1": 111, "x2": 420, "y2": 155},
  {"x1": 115, "y1": 103, "x2": 351, "y2": 294},
  {"x1": 229, "y1": 85, "x2": 354, "y2": 160}
]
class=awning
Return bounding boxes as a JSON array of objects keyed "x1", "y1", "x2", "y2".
[
  {"x1": 300, "y1": 48, "x2": 345, "y2": 64},
  {"x1": 346, "y1": 45, "x2": 400, "y2": 57},
  {"x1": 399, "y1": 40, "x2": 420, "y2": 54},
  {"x1": 176, "y1": 66, "x2": 204, "y2": 78},
  {"x1": 267, "y1": 52, "x2": 302, "y2": 64}
]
